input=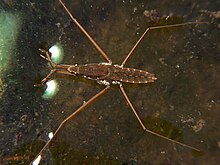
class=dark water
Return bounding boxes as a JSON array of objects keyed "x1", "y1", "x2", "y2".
[{"x1": 0, "y1": 0, "x2": 219, "y2": 164}]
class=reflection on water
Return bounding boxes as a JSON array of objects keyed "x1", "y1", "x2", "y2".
[
  {"x1": 49, "y1": 44, "x2": 64, "y2": 64},
  {"x1": 0, "y1": 12, "x2": 20, "y2": 71},
  {"x1": 0, "y1": 0, "x2": 220, "y2": 165},
  {"x1": 42, "y1": 80, "x2": 59, "y2": 99}
]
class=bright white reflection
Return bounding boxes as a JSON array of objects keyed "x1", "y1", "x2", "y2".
[
  {"x1": 32, "y1": 155, "x2": 41, "y2": 165},
  {"x1": 49, "y1": 44, "x2": 63, "y2": 64},
  {"x1": 48, "y1": 132, "x2": 54, "y2": 139},
  {"x1": 42, "y1": 80, "x2": 58, "y2": 99}
]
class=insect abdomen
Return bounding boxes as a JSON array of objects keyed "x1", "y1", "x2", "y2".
[{"x1": 109, "y1": 65, "x2": 157, "y2": 83}]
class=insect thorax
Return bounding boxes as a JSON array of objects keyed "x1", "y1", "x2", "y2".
[{"x1": 67, "y1": 64, "x2": 79, "y2": 74}]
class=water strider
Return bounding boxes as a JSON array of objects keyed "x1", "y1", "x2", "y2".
[{"x1": 31, "y1": 0, "x2": 208, "y2": 164}]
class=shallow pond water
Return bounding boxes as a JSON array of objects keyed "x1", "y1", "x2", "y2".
[{"x1": 0, "y1": 0, "x2": 219, "y2": 164}]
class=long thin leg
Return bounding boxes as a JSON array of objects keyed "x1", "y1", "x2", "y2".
[
  {"x1": 34, "y1": 69, "x2": 56, "y2": 87},
  {"x1": 34, "y1": 49, "x2": 57, "y2": 86},
  {"x1": 121, "y1": 21, "x2": 208, "y2": 66},
  {"x1": 30, "y1": 86, "x2": 110, "y2": 165},
  {"x1": 39, "y1": 49, "x2": 55, "y2": 68},
  {"x1": 119, "y1": 84, "x2": 200, "y2": 151},
  {"x1": 59, "y1": 0, "x2": 112, "y2": 64}
]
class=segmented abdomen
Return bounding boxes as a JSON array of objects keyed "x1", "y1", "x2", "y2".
[{"x1": 108, "y1": 65, "x2": 157, "y2": 83}]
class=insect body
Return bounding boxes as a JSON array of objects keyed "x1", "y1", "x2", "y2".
[
  {"x1": 38, "y1": 50, "x2": 156, "y2": 86},
  {"x1": 31, "y1": 0, "x2": 208, "y2": 164},
  {"x1": 68, "y1": 63, "x2": 156, "y2": 84}
]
